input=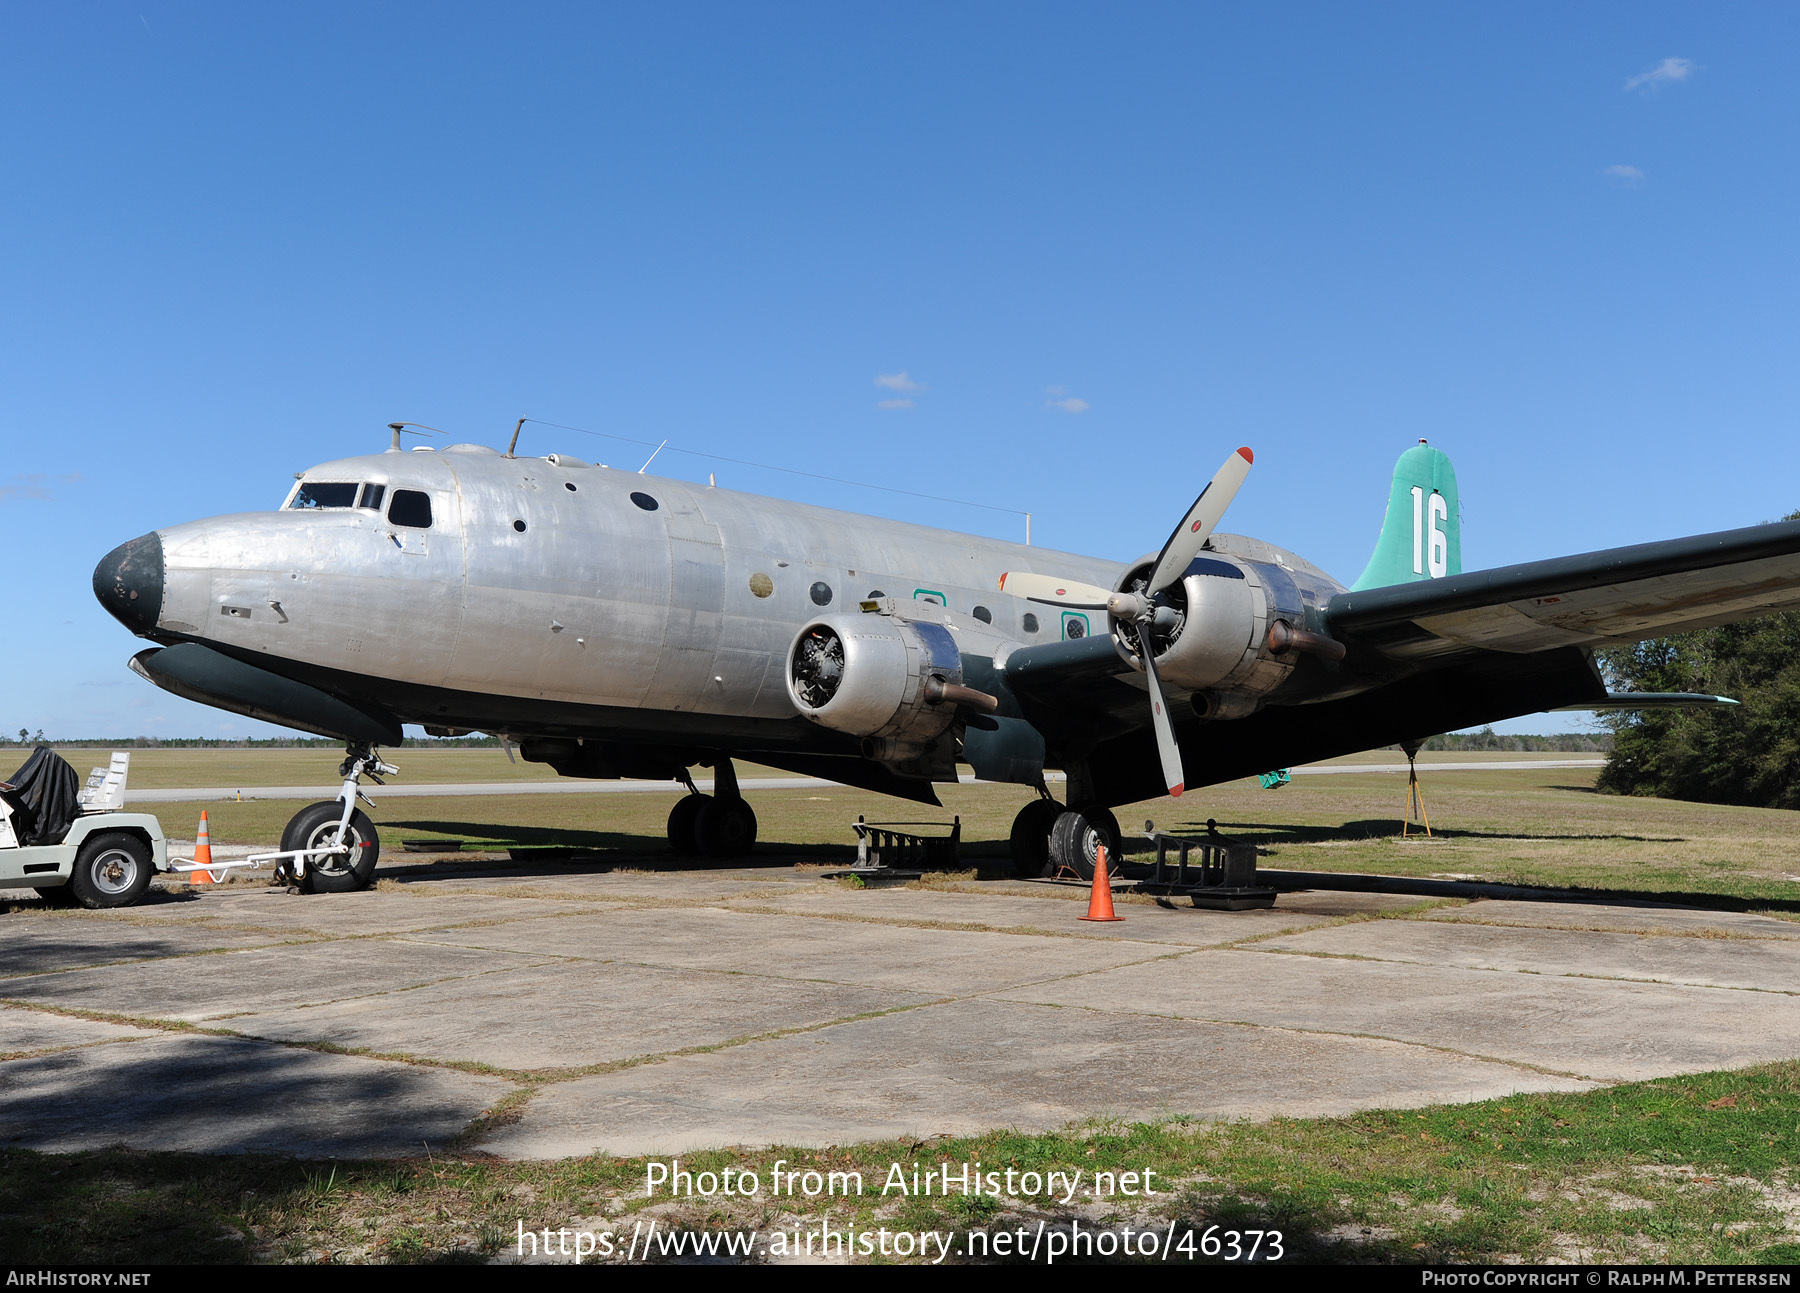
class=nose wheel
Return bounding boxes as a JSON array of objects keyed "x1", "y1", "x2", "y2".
[{"x1": 278, "y1": 801, "x2": 380, "y2": 893}]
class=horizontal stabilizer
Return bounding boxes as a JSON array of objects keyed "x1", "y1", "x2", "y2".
[
  {"x1": 1328, "y1": 518, "x2": 1800, "y2": 662},
  {"x1": 1552, "y1": 692, "x2": 1739, "y2": 711}
]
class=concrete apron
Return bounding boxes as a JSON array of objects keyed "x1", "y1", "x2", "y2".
[{"x1": 4, "y1": 866, "x2": 1798, "y2": 1159}]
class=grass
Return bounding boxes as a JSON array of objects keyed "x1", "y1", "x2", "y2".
[
  {"x1": 4, "y1": 1062, "x2": 1799, "y2": 1264},
  {"x1": 111, "y1": 750, "x2": 1800, "y2": 910}
]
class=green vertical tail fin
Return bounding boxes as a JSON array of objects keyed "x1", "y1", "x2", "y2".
[{"x1": 1351, "y1": 441, "x2": 1462, "y2": 591}]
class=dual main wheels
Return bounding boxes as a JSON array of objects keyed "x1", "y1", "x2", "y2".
[
  {"x1": 1009, "y1": 799, "x2": 1123, "y2": 881},
  {"x1": 667, "y1": 794, "x2": 758, "y2": 859},
  {"x1": 280, "y1": 800, "x2": 380, "y2": 894}
]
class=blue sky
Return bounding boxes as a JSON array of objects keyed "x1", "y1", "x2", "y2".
[{"x1": 3, "y1": 4, "x2": 1796, "y2": 740}]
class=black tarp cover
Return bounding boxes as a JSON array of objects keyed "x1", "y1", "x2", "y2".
[{"x1": 0, "y1": 747, "x2": 82, "y2": 846}]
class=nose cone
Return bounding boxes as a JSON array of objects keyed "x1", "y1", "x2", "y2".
[{"x1": 93, "y1": 533, "x2": 166, "y2": 637}]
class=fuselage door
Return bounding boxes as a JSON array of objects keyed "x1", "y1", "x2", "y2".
[{"x1": 644, "y1": 483, "x2": 726, "y2": 711}]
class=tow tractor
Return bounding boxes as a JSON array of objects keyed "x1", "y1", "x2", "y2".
[
  {"x1": 0, "y1": 747, "x2": 169, "y2": 908},
  {"x1": 1, "y1": 744, "x2": 395, "y2": 907}
]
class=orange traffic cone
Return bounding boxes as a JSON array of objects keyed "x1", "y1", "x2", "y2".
[
  {"x1": 190, "y1": 810, "x2": 215, "y2": 884},
  {"x1": 1079, "y1": 845, "x2": 1123, "y2": 922}
]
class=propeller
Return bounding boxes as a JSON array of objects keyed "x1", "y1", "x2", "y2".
[
  {"x1": 995, "y1": 571, "x2": 1113, "y2": 609},
  {"x1": 1106, "y1": 446, "x2": 1255, "y2": 797}
]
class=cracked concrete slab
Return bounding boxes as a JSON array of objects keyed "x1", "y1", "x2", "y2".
[
  {"x1": 226, "y1": 961, "x2": 935, "y2": 1070},
  {"x1": 478, "y1": 997, "x2": 1594, "y2": 1158},
  {"x1": 9, "y1": 861, "x2": 1800, "y2": 1161},
  {"x1": 1, "y1": 938, "x2": 558, "y2": 1022},
  {"x1": 0, "y1": 916, "x2": 290, "y2": 979},
  {"x1": 0, "y1": 1003, "x2": 160, "y2": 1053},
  {"x1": 1419, "y1": 899, "x2": 1800, "y2": 940},
  {"x1": 150, "y1": 888, "x2": 623, "y2": 937},
  {"x1": 718, "y1": 888, "x2": 1291, "y2": 945},
  {"x1": 0, "y1": 1032, "x2": 513, "y2": 1157},
  {"x1": 1259, "y1": 919, "x2": 1800, "y2": 992},
  {"x1": 718, "y1": 885, "x2": 1440, "y2": 947},
  {"x1": 992, "y1": 948, "x2": 1800, "y2": 1082},
  {"x1": 405, "y1": 907, "x2": 1172, "y2": 992},
  {"x1": 391, "y1": 867, "x2": 817, "y2": 904}
]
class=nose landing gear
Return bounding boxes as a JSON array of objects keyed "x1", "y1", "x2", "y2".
[{"x1": 268, "y1": 744, "x2": 393, "y2": 893}]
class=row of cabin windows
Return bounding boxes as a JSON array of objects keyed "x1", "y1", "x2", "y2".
[
  {"x1": 288, "y1": 482, "x2": 432, "y2": 529},
  {"x1": 861, "y1": 589, "x2": 1036, "y2": 634},
  {"x1": 286, "y1": 486, "x2": 1053, "y2": 634}
]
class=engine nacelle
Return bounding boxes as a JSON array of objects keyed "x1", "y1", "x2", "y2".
[
  {"x1": 1110, "y1": 555, "x2": 1299, "y2": 707},
  {"x1": 786, "y1": 612, "x2": 965, "y2": 761}
]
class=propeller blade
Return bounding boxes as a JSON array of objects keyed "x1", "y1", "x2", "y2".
[
  {"x1": 1140, "y1": 646, "x2": 1185, "y2": 798},
  {"x1": 1145, "y1": 446, "x2": 1254, "y2": 596},
  {"x1": 996, "y1": 570, "x2": 1113, "y2": 610}
]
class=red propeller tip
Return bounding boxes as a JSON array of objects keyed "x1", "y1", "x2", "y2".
[
  {"x1": 1237, "y1": 447, "x2": 1254, "y2": 464},
  {"x1": 1169, "y1": 784, "x2": 1184, "y2": 798}
]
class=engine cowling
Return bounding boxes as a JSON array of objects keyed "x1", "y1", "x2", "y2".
[
  {"x1": 786, "y1": 613, "x2": 965, "y2": 762},
  {"x1": 1109, "y1": 555, "x2": 1298, "y2": 709}
]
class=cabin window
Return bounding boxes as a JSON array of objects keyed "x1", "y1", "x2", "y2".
[
  {"x1": 359, "y1": 484, "x2": 386, "y2": 511},
  {"x1": 564, "y1": 482, "x2": 578, "y2": 492},
  {"x1": 810, "y1": 581, "x2": 833, "y2": 606},
  {"x1": 972, "y1": 605, "x2": 992, "y2": 624},
  {"x1": 867, "y1": 589, "x2": 885, "y2": 599},
  {"x1": 289, "y1": 482, "x2": 358, "y2": 510},
  {"x1": 388, "y1": 490, "x2": 433, "y2": 529},
  {"x1": 1022, "y1": 613, "x2": 1040, "y2": 634},
  {"x1": 630, "y1": 492, "x2": 659, "y2": 511}
]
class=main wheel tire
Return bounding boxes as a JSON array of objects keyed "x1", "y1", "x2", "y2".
[
  {"x1": 68, "y1": 831, "x2": 154, "y2": 909},
  {"x1": 1008, "y1": 799, "x2": 1063, "y2": 878},
  {"x1": 281, "y1": 800, "x2": 380, "y2": 894},
  {"x1": 1049, "y1": 804, "x2": 1124, "y2": 882},
  {"x1": 667, "y1": 794, "x2": 707, "y2": 856},
  {"x1": 695, "y1": 798, "x2": 758, "y2": 859}
]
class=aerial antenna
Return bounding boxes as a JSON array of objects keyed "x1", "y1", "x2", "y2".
[
  {"x1": 638, "y1": 439, "x2": 668, "y2": 474},
  {"x1": 387, "y1": 422, "x2": 447, "y2": 452},
  {"x1": 506, "y1": 417, "x2": 527, "y2": 458}
]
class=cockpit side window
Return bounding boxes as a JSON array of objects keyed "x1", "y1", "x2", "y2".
[
  {"x1": 359, "y1": 483, "x2": 386, "y2": 511},
  {"x1": 388, "y1": 490, "x2": 433, "y2": 529},
  {"x1": 289, "y1": 482, "x2": 359, "y2": 510}
]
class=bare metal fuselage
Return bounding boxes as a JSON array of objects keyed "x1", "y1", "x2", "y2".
[{"x1": 98, "y1": 442, "x2": 1354, "y2": 798}]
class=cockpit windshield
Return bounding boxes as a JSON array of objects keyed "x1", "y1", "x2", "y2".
[
  {"x1": 286, "y1": 482, "x2": 388, "y2": 511},
  {"x1": 289, "y1": 482, "x2": 359, "y2": 510}
]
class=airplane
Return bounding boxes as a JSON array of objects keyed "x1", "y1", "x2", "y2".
[{"x1": 91, "y1": 429, "x2": 1800, "y2": 891}]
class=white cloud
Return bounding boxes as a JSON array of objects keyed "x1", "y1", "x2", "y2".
[
  {"x1": 874, "y1": 371, "x2": 922, "y2": 393},
  {"x1": 1601, "y1": 164, "x2": 1645, "y2": 184},
  {"x1": 0, "y1": 472, "x2": 79, "y2": 505},
  {"x1": 1045, "y1": 393, "x2": 1090, "y2": 414},
  {"x1": 1625, "y1": 57, "x2": 1693, "y2": 91},
  {"x1": 877, "y1": 398, "x2": 914, "y2": 411}
]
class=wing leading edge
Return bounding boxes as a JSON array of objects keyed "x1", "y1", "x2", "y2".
[{"x1": 1325, "y1": 519, "x2": 1800, "y2": 664}]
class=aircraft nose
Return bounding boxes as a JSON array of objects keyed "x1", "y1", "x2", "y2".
[{"x1": 93, "y1": 532, "x2": 165, "y2": 636}]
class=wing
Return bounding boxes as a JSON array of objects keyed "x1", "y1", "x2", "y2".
[{"x1": 1325, "y1": 519, "x2": 1800, "y2": 664}]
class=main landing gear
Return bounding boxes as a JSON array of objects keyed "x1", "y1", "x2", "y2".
[
  {"x1": 667, "y1": 757, "x2": 758, "y2": 860},
  {"x1": 1009, "y1": 794, "x2": 1123, "y2": 882}
]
